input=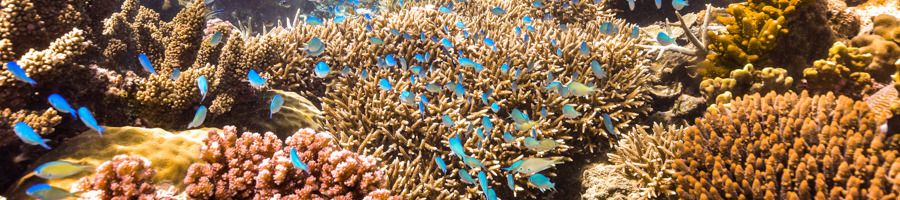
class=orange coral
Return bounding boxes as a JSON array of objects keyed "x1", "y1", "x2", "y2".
[
  {"x1": 673, "y1": 91, "x2": 900, "y2": 199},
  {"x1": 75, "y1": 155, "x2": 158, "y2": 199}
]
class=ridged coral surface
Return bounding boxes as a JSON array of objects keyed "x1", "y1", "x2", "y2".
[{"x1": 673, "y1": 91, "x2": 900, "y2": 199}]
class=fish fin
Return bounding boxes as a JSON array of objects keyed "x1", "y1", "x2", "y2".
[{"x1": 13, "y1": 172, "x2": 35, "y2": 191}]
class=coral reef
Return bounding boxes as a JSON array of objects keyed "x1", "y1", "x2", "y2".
[
  {"x1": 183, "y1": 126, "x2": 394, "y2": 199},
  {"x1": 607, "y1": 123, "x2": 681, "y2": 199},
  {"x1": 581, "y1": 162, "x2": 642, "y2": 200},
  {"x1": 699, "y1": 63, "x2": 793, "y2": 103},
  {"x1": 74, "y1": 155, "x2": 158, "y2": 199},
  {"x1": 672, "y1": 91, "x2": 900, "y2": 199},
  {"x1": 802, "y1": 41, "x2": 875, "y2": 97},
  {"x1": 851, "y1": 14, "x2": 900, "y2": 82}
]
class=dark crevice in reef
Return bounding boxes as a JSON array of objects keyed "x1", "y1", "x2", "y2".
[{"x1": 613, "y1": 0, "x2": 745, "y2": 26}]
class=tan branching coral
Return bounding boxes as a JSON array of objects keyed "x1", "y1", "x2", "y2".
[
  {"x1": 0, "y1": 0, "x2": 117, "y2": 56},
  {"x1": 699, "y1": 64, "x2": 793, "y2": 103},
  {"x1": 802, "y1": 41, "x2": 875, "y2": 97},
  {"x1": 75, "y1": 155, "x2": 158, "y2": 199},
  {"x1": 607, "y1": 123, "x2": 680, "y2": 199},
  {"x1": 183, "y1": 126, "x2": 395, "y2": 199},
  {"x1": 672, "y1": 91, "x2": 900, "y2": 199}
]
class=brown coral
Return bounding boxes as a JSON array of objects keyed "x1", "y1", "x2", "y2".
[
  {"x1": 802, "y1": 41, "x2": 875, "y2": 97},
  {"x1": 672, "y1": 91, "x2": 900, "y2": 199},
  {"x1": 851, "y1": 14, "x2": 900, "y2": 82},
  {"x1": 607, "y1": 123, "x2": 681, "y2": 199},
  {"x1": 75, "y1": 155, "x2": 158, "y2": 199},
  {"x1": 183, "y1": 126, "x2": 395, "y2": 199}
]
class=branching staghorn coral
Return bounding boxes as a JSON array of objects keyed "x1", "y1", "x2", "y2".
[
  {"x1": 75, "y1": 155, "x2": 158, "y2": 199},
  {"x1": 673, "y1": 91, "x2": 900, "y2": 199},
  {"x1": 316, "y1": 3, "x2": 652, "y2": 199},
  {"x1": 607, "y1": 123, "x2": 681, "y2": 199},
  {"x1": 182, "y1": 126, "x2": 395, "y2": 199}
]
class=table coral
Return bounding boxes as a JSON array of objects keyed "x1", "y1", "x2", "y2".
[
  {"x1": 74, "y1": 155, "x2": 158, "y2": 199},
  {"x1": 673, "y1": 91, "x2": 900, "y2": 199},
  {"x1": 182, "y1": 126, "x2": 395, "y2": 199}
]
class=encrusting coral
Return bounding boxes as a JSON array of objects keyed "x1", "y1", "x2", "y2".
[
  {"x1": 607, "y1": 123, "x2": 681, "y2": 199},
  {"x1": 75, "y1": 155, "x2": 158, "y2": 199},
  {"x1": 851, "y1": 14, "x2": 900, "y2": 82},
  {"x1": 699, "y1": 63, "x2": 793, "y2": 104},
  {"x1": 182, "y1": 126, "x2": 395, "y2": 199},
  {"x1": 672, "y1": 91, "x2": 900, "y2": 199}
]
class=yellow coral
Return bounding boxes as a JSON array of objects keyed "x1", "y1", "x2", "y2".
[{"x1": 802, "y1": 41, "x2": 875, "y2": 97}]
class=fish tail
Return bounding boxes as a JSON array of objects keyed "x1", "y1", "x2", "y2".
[
  {"x1": 40, "y1": 142, "x2": 52, "y2": 150},
  {"x1": 13, "y1": 172, "x2": 35, "y2": 191}
]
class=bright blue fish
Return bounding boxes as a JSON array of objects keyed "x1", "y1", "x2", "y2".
[
  {"x1": 400, "y1": 90, "x2": 416, "y2": 106},
  {"x1": 14, "y1": 122, "x2": 50, "y2": 149},
  {"x1": 541, "y1": 107, "x2": 548, "y2": 119},
  {"x1": 290, "y1": 147, "x2": 310, "y2": 173},
  {"x1": 78, "y1": 107, "x2": 104, "y2": 136},
  {"x1": 361, "y1": 69, "x2": 369, "y2": 79},
  {"x1": 248, "y1": 69, "x2": 267, "y2": 89},
  {"x1": 532, "y1": 0, "x2": 545, "y2": 8},
  {"x1": 515, "y1": 26, "x2": 522, "y2": 36},
  {"x1": 26, "y1": 183, "x2": 72, "y2": 200},
  {"x1": 459, "y1": 57, "x2": 479, "y2": 69},
  {"x1": 456, "y1": 21, "x2": 466, "y2": 29},
  {"x1": 601, "y1": 22, "x2": 616, "y2": 35},
  {"x1": 655, "y1": 0, "x2": 662, "y2": 9},
  {"x1": 487, "y1": 188, "x2": 497, "y2": 200},
  {"x1": 579, "y1": 41, "x2": 590, "y2": 56},
  {"x1": 390, "y1": 28, "x2": 401, "y2": 36},
  {"x1": 453, "y1": 83, "x2": 465, "y2": 98},
  {"x1": 385, "y1": 54, "x2": 397, "y2": 67},
  {"x1": 34, "y1": 161, "x2": 85, "y2": 180},
  {"x1": 464, "y1": 156, "x2": 485, "y2": 169},
  {"x1": 523, "y1": 15, "x2": 533, "y2": 24},
  {"x1": 632, "y1": 25, "x2": 640, "y2": 38},
  {"x1": 420, "y1": 94, "x2": 429, "y2": 104},
  {"x1": 137, "y1": 53, "x2": 157, "y2": 75},
  {"x1": 506, "y1": 173, "x2": 515, "y2": 191},
  {"x1": 491, "y1": 7, "x2": 507, "y2": 15},
  {"x1": 459, "y1": 169, "x2": 476, "y2": 184},
  {"x1": 414, "y1": 53, "x2": 427, "y2": 62},
  {"x1": 209, "y1": 31, "x2": 222, "y2": 46},
  {"x1": 314, "y1": 61, "x2": 330, "y2": 78},
  {"x1": 306, "y1": 15, "x2": 323, "y2": 25},
  {"x1": 403, "y1": 32, "x2": 413, "y2": 40},
  {"x1": 545, "y1": 81, "x2": 562, "y2": 91},
  {"x1": 526, "y1": 25, "x2": 536, "y2": 32},
  {"x1": 556, "y1": 48, "x2": 562, "y2": 57},
  {"x1": 476, "y1": 127, "x2": 485, "y2": 141},
  {"x1": 187, "y1": 105, "x2": 207, "y2": 128},
  {"x1": 657, "y1": 32, "x2": 674, "y2": 46},
  {"x1": 442, "y1": 115, "x2": 455, "y2": 128},
  {"x1": 435, "y1": 156, "x2": 447, "y2": 173},
  {"x1": 491, "y1": 102, "x2": 500, "y2": 113},
  {"x1": 439, "y1": 6, "x2": 451, "y2": 13},
  {"x1": 410, "y1": 75, "x2": 416, "y2": 85},
  {"x1": 591, "y1": 60, "x2": 606, "y2": 79},
  {"x1": 364, "y1": 13, "x2": 372, "y2": 20},
  {"x1": 196, "y1": 75, "x2": 209, "y2": 102},
  {"x1": 503, "y1": 131, "x2": 515, "y2": 143},
  {"x1": 425, "y1": 83, "x2": 441, "y2": 93},
  {"x1": 410, "y1": 65, "x2": 423, "y2": 75},
  {"x1": 418, "y1": 100, "x2": 426, "y2": 119},
  {"x1": 529, "y1": 173, "x2": 556, "y2": 192},
  {"x1": 420, "y1": 32, "x2": 427, "y2": 41},
  {"x1": 47, "y1": 94, "x2": 77, "y2": 118},
  {"x1": 365, "y1": 24, "x2": 373, "y2": 31},
  {"x1": 170, "y1": 68, "x2": 181, "y2": 80},
  {"x1": 484, "y1": 37, "x2": 496, "y2": 48},
  {"x1": 378, "y1": 78, "x2": 392, "y2": 91},
  {"x1": 369, "y1": 36, "x2": 384, "y2": 45},
  {"x1": 307, "y1": 37, "x2": 325, "y2": 56},
  {"x1": 501, "y1": 63, "x2": 509, "y2": 73},
  {"x1": 551, "y1": 38, "x2": 558, "y2": 46},
  {"x1": 503, "y1": 160, "x2": 524, "y2": 171},
  {"x1": 478, "y1": 171, "x2": 488, "y2": 193},
  {"x1": 449, "y1": 134, "x2": 467, "y2": 158},
  {"x1": 482, "y1": 115, "x2": 493, "y2": 132},
  {"x1": 334, "y1": 15, "x2": 346, "y2": 23},
  {"x1": 562, "y1": 104, "x2": 581, "y2": 119},
  {"x1": 270, "y1": 94, "x2": 284, "y2": 119},
  {"x1": 481, "y1": 89, "x2": 492, "y2": 105},
  {"x1": 340, "y1": 66, "x2": 350, "y2": 76},
  {"x1": 602, "y1": 113, "x2": 620, "y2": 140},
  {"x1": 440, "y1": 38, "x2": 453, "y2": 49}
]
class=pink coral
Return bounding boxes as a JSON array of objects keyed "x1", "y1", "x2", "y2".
[
  {"x1": 183, "y1": 126, "x2": 396, "y2": 199},
  {"x1": 75, "y1": 155, "x2": 158, "y2": 200}
]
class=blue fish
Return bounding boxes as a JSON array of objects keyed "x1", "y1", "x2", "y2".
[
  {"x1": 425, "y1": 83, "x2": 442, "y2": 93},
  {"x1": 419, "y1": 100, "x2": 426, "y2": 119},
  {"x1": 482, "y1": 115, "x2": 493, "y2": 133},
  {"x1": 602, "y1": 113, "x2": 620, "y2": 140},
  {"x1": 420, "y1": 94, "x2": 429, "y2": 104},
  {"x1": 657, "y1": 32, "x2": 674, "y2": 46},
  {"x1": 34, "y1": 161, "x2": 86, "y2": 179},
  {"x1": 340, "y1": 66, "x2": 350, "y2": 76},
  {"x1": 529, "y1": 173, "x2": 556, "y2": 192},
  {"x1": 410, "y1": 65, "x2": 423, "y2": 75},
  {"x1": 306, "y1": 15, "x2": 323, "y2": 25},
  {"x1": 532, "y1": 0, "x2": 545, "y2": 8},
  {"x1": 476, "y1": 127, "x2": 485, "y2": 141},
  {"x1": 78, "y1": 107, "x2": 104, "y2": 136},
  {"x1": 501, "y1": 63, "x2": 509, "y2": 73},
  {"x1": 591, "y1": 60, "x2": 606, "y2": 79},
  {"x1": 464, "y1": 156, "x2": 485, "y2": 169},
  {"x1": 197, "y1": 75, "x2": 208, "y2": 101},
  {"x1": 361, "y1": 69, "x2": 369, "y2": 80},
  {"x1": 601, "y1": 22, "x2": 616, "y2": 35},
  {"x1": 523, "y1": 15, "x2": 533, "y2": 24},
  {"x1": 435, "y1": 156, "x2": 447, "y2": 173},
  {"x1": 655, "y1": 0, "x2": 662, "y2": 9},
  {"x1": 270, "y1": 94, "x2": 284, "y2": 119},
  {"x1": 364, "y1": 13, "x2": 372, "y2": 20},
  {"x1": 632, "y1": 25, "x2": 640, "y2": 38},
  {"x1": 442, "y1": 115, "x2": 455, "y2": 128},
  {"x1": 456, "y1": 21, "x2": 466, "y2": 29},
  {"x1": 551, "y1": 38, "x2": 558, "y2": 46},
  {"x1": 481, "y1": 89, "x2": 492, "y2": 105},
  {"x1": 463, "y1": 30, "x2": 470, "y2": 38},
  {"x1": 47, "y1": 94, "x2": 77, "y2": 118},
  {"x1": 453, "y1": 83, "x2": 465, "y2": 98},
  {"x1": 448, "y1": 135, "x2": 468, "y2": 160},
  {"x1": 503, "y1": 160, "x2": 524, "y2": 171},
  {"x1": 410, "y1": 75, "x2": 416, "y2": 85},
  {"x1": 545, "y1": 81, "x2": 562, "y2": 91},
  {"x1": 14, "y1": 122, "x2": 50, "y2": 149},
  {"x1": 420, "y1": 32, "x2": 427, "y2": 41},
  {"x1": 515, "y1": 26, "x2": 522, "y2": 36},
  {"x1": 365, "y1": 24, "x2": 373, "y2": 31},
  {"x1": 403, "y1": 32, "x2": 413, "y2": 40},
  {"x1": 248, "y1": 69, "x2": 267, "y2": 89},
  {"x1": 459, "y1": 57, "x2": 480, "y2": 69},
  {"x1": 484, "y1": 37, "x2": 496, "y2": 50},
  {"x1": 378, "y1": 78, "x2": 392, "y2": 91},
  {"x1": 440, "y1": 38, "x2": 453, "y2": 49},
  {"x1": 526, "y1": 25, "x2": 536, "y2": 32},
  {"x1": 170, "y1": 68, "x2": 181, "y2": 80},
  {"x1": 506, "y1": 173, "x2": 516, "y2": 191},
  {"x1": 290, "y1": 147, "x2": 310, "y2": 173},
  {"x1": 187, "y1": 105, "x2": 207, "y2": 128},
  {"x1": 306, "y1": 37, "x2": 325, "y2": 56},
  {"x1": 627, "y1": 0, "x2": 635, "y2": 10},
  {"x1": 334, "y1": 15, "x2": 346, "y2": 23},
  {"x1": 562, "y1": 104, "x2": 581, "y2": 119},
  {"x1": 400, "y1": 90, "x2": 416, "y2": 106},
  {"x1": 541, "y1": 107, "x2": 548, "y2": 119},
  {"x1": 491, "y1": 102, "x2": 500, "y2": 113},
  {"x1": 503, "y1": 131, "x2": 515, "y2": 143},
  {"x1": 314, "y1": 61, "x2": 330, "y2": 78},
  {"x1": 459, "y1": 169, "x2": 476, "y2": 184},
  {"x1": 487, "y1": 188, "x2": 497, "y2": 200},
  {"x1": 478, "y1": 171, "x2": 488, "y2": 193},
  {"x1": 579, "y1": 41, "x2": 590, "y2": 56},
  {"x1": 510, "y1": 108, "x2": 537, "y2": 130},
  {"x1": 26, "y1": 184, "x2": 72, "y2": 200},
  {"x1": 385, "y1": 54, "x2": 397, "y2": 67},
  {"x1": 414, "y1": 53, "x2": 427, "y2": 62},
  {"x1": 439, "y1": 6, "x2": 451, "y2": 13},
  {"x1": 209, "y1": 31, "x2": 223, "y2": 46},
  {"x1": 556, "y1": 48, "x2": 562, "y2": 57},
  {"x1": 369, "y1": 36, "x2": 384, "y2": 45},
  {"x1": 390, "y1": 28, "x2": 401, "y2": 36},
  {"x1": 137, "y1": 53, "x2": 157, "y2": 75},
  {"x1": 490, "y1": 7, "x2": 507, "y2": 15}
]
